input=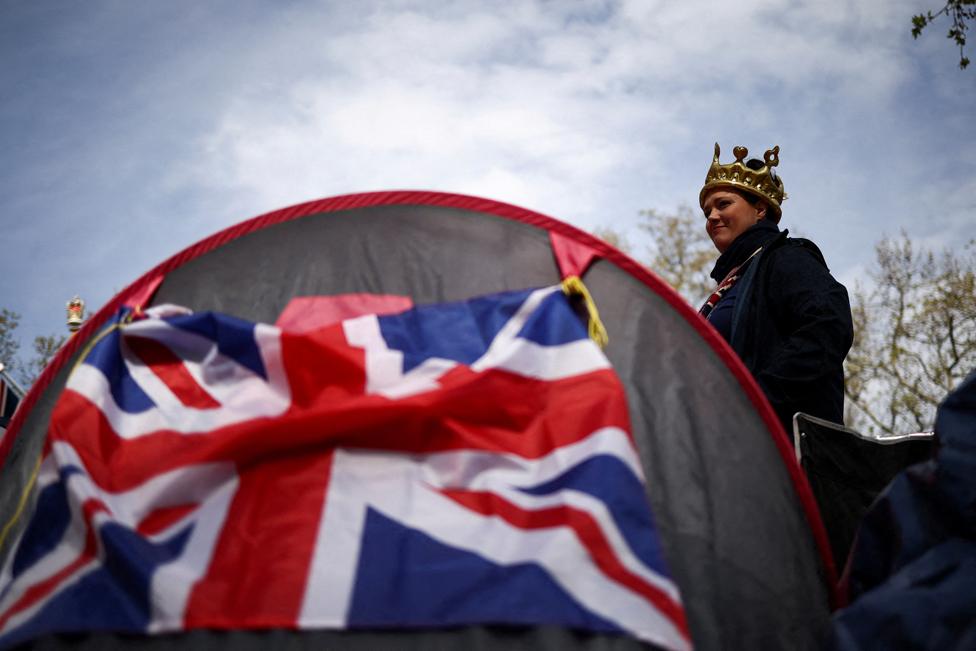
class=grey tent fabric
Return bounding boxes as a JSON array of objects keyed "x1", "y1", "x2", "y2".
[{"x1": 0, "y1": 195, "x2": 833, "y2": 650}]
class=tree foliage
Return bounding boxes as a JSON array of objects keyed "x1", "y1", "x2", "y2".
[
  {"x1": 23, "y1": 334, "x2": 67, "y2": 386},
  {"x1": 0, "y1": 308, "x2": 66, "y2": 388},
  {"x1": 845, "y1": 234, "x2": 976, "y2": 435},
  {"x1": 0, "y1": 309, "x2": 22, "y2": 377},
  {"x1": 637, "y1": 205, "x2": 715, "y2": 305},
  {"x1": 912, "y1": 0, "x2": 976, "y2": 69},
  {"x1": 591, "y1": 226, "x2": 634, "y2": 255},
  {"x1": 593, "y1": 205, "x2": 715, "y2": 305}
]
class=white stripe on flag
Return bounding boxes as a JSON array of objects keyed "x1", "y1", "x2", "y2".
[
  {"x1": 65, "y1": 321, "x2": 289, "y2": 438},
  {"x1": 299, "y1": 431, "x2": 688, "y2": 651}
]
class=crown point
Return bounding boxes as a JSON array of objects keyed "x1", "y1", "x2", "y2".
[{"x1": 701, "y1": 142, "x2": 786, "y2": 220}]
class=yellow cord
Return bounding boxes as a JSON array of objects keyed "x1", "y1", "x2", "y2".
[
  {"x1": 0, "y1": 455, "x2": 42, "y2": 551},
  {"x1": 69, "y1": 317, "x2": 129, "y2": 378},
  {"x1": 561, "y1": 276, "x2": 609, "y2": 349},
  {"x1": 0, "y1": 310, "x2": 138, "y2": 551}
]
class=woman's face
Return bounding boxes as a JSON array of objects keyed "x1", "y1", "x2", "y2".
[{"x1": 702, "y1": 189, "x2": 766, "y2": 253}]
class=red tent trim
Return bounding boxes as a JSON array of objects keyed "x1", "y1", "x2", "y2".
[
  {"x1": 0, "y1": 190, "x2": 839, "y2": 605},
  {"x1": 549, "y1": 231, "x2": 603, "y2": 279}
]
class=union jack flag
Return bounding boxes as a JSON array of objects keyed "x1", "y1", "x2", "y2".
[{"x1": 0, "y1": 286, "x2": 691, "y2": 650}]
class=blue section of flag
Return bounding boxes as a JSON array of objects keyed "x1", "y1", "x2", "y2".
[
  {"x1": 85, "y1": 326, "x2": 155, "y2": 414},
  {"x1": 8, "y1": 480, "x2": 73, "y2": 582},
  {"x1": 520, "y1": 455, "x2": 671, "y2": 578},
  {"x1": 166, "y1": 312, "x2": 267, "y2": 380},
  {"x1": 515, "y1": 290, "x2": 588, "y2": 346},
  {"x1": 0, "y1": 522, "x2": 193, "y2": 650},
  {"x1": 346, "y1": 508, "x2": 623, "y2": 634},
  {"x1": 377, "y1": 288, "x2": 589, "y2": 373},
  {"x1": 81, "y1": 308, "x2": 268, "y2": 415},
  {"x1": 377, "y1": 288, "x2": 532, "y2": 373}
]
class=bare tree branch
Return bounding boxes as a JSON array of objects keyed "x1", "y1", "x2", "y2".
[{"x1": 845, "y1": 234, "x2": 976, "y2": 435}]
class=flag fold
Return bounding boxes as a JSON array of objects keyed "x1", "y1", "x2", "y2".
[{"x1": 0, "y1": 286, "x2": 690, "y2": 650}]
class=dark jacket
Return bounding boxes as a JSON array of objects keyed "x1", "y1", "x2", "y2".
[{"x1": 711, "y1": 222, "x2": 854, "y2": 433}]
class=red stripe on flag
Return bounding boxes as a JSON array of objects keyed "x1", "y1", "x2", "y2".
[
  {"x1": 276, "y1": 294, "x2": 413, "y2": 332},
  {"x1": 440, "y1": 489, "x2": 691, "y2": 642},
  {"x1": 137, "y1": 504, "x2": 197, "y2": 537},
  {"x1": 281, "y1": 324, "x2": 367, "y2": 406},
  {"x1": 50, "y1": 367, "x2": 629, "y2": 493},
  {"x1": 184, "y1": 451, "x2": 335, "y2": 629},
  {"x1": 126, "y1": 336, "x2": 221, "y2": 410}
]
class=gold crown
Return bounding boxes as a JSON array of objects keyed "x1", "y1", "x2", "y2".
[{"x1": 699, "y1": 143, "x2": 787, "y2": 221}]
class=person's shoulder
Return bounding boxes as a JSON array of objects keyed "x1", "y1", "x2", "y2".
[{"x1": 767, "y1": 233, "x2": 829, "y2": 271}]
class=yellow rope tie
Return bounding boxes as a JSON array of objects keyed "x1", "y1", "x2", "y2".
[
  {"x1": 561, "y1": 276, "x2": 609, "y2": 349},
  {"x1": 0, "y1": 455, "x2": 42, "y2": 552},
  {"x1": 69, "y1": 318, "x2": 128, "y2": 377}
]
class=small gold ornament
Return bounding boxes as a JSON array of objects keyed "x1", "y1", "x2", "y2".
[
  {"x1": 67, "y1": 296, "x2": 86, "y2": 333},
  {"x1": 700, "y1": 143, "x2": 788, "y2": 221}
]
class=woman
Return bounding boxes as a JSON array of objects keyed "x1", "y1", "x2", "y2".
[{"x1": 698, "y1": 143, "x2": 853, "y2": 435}]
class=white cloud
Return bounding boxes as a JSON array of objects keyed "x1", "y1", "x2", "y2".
[
  {"x1": 178, "y1": 0, "x2": 924, "y2": 226},
  {"x1": 3, "y1": 0, "x2": 974, "y2": 349}
]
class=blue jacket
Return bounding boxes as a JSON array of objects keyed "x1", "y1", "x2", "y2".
[
  {"x1": 714, "y1": 223, "x2": 853, "y2": 432},
  {"x1": 828, "y1": 370, "x2": 976, "y2": 649}
]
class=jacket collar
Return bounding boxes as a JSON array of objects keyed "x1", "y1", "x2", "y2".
[{"x1": 710, "y1": 220, "x2": 784, "y2": 282}]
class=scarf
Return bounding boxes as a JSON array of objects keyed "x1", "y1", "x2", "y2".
[{"x1": 699, "y1": 221, "x2": 782, "y2": 317}]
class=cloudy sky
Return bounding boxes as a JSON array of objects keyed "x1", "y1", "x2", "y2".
[{"x1": 2, "y1": 0, "x2": 974, "y2": 365}]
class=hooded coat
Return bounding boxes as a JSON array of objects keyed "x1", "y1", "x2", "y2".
[{"x1": 708, "y1": 221, "x2": 854, "y2": 434}]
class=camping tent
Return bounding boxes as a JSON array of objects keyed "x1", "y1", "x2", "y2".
[{"x1": 0, "y1": 192, "x2": 836, "y2": 650}]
